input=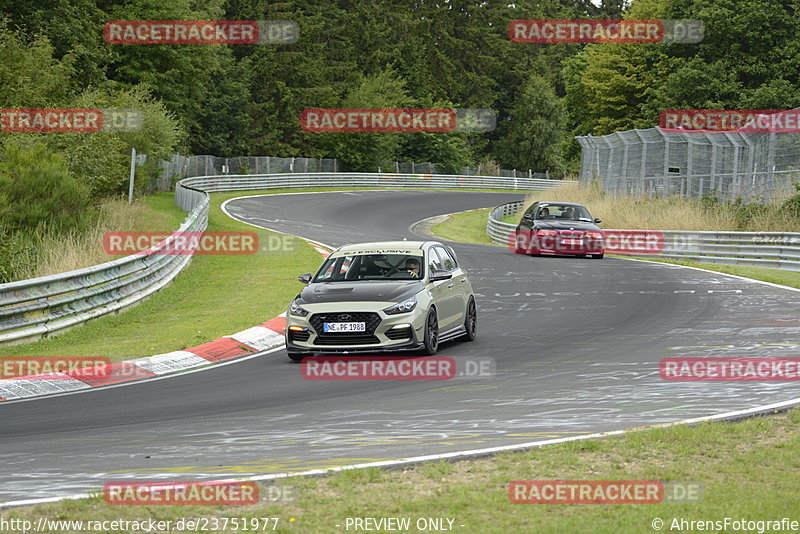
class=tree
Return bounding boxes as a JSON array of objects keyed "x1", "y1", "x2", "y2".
[
  {"x1": 494, "y1": 74, "x2": 565, "y2": 172},
  {"x1": 312, "y1": 68, "x2": 412, "y2": 171}
]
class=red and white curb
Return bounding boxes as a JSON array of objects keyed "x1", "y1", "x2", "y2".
[{"x1": 0, "y1": 316, "x2": 288, "y2": 402}]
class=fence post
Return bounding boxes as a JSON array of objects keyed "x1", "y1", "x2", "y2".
[
  {"x1": 766, "y1": 131, "x2": 776, "y2": 201},
  {"x1": 128, "y1": 147, "x2": 136, "y2": 204}
]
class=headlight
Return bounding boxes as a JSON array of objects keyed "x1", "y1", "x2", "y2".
[
  {"x1": 289, "y1": 299, "x2": 309, "y2": 317},
  {"x1": 383, "y1": 296, "x2": 418, "y2": 315}
]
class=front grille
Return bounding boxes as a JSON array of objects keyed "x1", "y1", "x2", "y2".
[
  {"x1": 314, "y1": 335, "x2": 380, "y2": 346},
  {"x1": 309, "y1": 312, "x2": 382, "y2": 336},
  {"x1": 288, "y1": 329, "x2": 310, "y2": 342},
  {"x1": 386, "y1": 327, "x2": 412, "y2": 340},
  {"x1": 558, "y1": 230, "x2": 584, "y2": 237}
]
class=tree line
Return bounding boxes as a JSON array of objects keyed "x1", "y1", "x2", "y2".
[{"x1": 1, "y1": 0, "x2": 798, "y2": 280}]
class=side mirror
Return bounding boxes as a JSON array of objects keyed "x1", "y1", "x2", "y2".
[
  {"x1": 298, "y1": 273, "x2": 312, "y2": 284},
  {"x1": 523, "y1": 213, "x2": 534, "y2": 220},
  {"x1": 594, "y1": 218, "x2": 602, "y2": 224},
  {"x1": 429, "y1": 270, "x2": 453, "y2": 282}
]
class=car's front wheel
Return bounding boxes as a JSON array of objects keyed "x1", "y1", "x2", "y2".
[
  {"x1": 512, "y1": 231, "x2": 527, "y2": 254},
  {"x1": 287, "y1": 352, "x2": 305, "y2": 362},
  {"x1": 459, "y1": 297, "x2": 477, "y2": 342},
  {"x1": 592, "y1": 253, "x2": 604, "y2": 259},
  {"x1": 422, "y1": 308, "x2": 439, "y2": 355}
]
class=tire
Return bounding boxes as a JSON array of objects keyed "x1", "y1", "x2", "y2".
[
  {"x1": 422, "y1": 308, "x2": 439, "y2": 356},
  {"x1": 512, "y1": 231, "x2": 527, "y2": 254},
  {"x1": 287, "y1": 352, "x2": 306, "y2": 362},
  {"x1": 592, "y1": 253, "x2": 604, "y2": 259},
  {"x1": 458, "y1": 297, "x2": 477, "y2": 342}
]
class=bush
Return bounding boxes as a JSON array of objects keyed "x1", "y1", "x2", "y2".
[{"x1": 0, "y1": 140, "x2": 93, "y2": 235}]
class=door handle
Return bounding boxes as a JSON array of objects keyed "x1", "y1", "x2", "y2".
[{"x1": 447, "y1": 284, "x2": 454, "y2": 289}]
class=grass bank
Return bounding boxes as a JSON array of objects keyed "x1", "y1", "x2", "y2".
[
  {"x1": 3, "y1": 408, "x2": 798, "y2": 533},
  {"x1": 0, "y1": 191, "x2": 324, "y2": 361}
]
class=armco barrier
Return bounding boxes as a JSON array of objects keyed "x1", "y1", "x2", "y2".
[
  {"x1": 0, "y1": 198, "x2": 209, "y2": 345},
  {"x1": 1, "y1": 172, "x2": 562, "y2": 345},
  {"x1": 487, "y1": 201, "x2": 800, "y2": 271},
  {"x1": 175, "y1": 172, "x2": 564, "y2": 210}
]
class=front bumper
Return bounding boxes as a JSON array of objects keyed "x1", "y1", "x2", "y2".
[
  {"x1": 530, "y1": 232, "x2": 604, "y2": 255},
  {"x1": 285, "y1": 303, "x2": 427, "y2": 354},
  {"x1": 285, "y1": 337, "x2": 424, "y2": 354}
]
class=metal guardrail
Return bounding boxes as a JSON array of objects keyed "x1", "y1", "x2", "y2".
[
  {"x1": 175, "y1": 172, "x2": 564, "y2": 210},
  {"x1": 487, "y1": 201, "x2": 800, "y2": 272},
  {"x1": 0, "y1": 199, "x2": 209, "y2": 345}
]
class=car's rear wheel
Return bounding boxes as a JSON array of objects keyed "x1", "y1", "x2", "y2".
[
  {"x1": 459, "y1": 297, "x2": 477, "y2": 342},
  {"x1": 592, "y1": 253, "x2": 604, "y2": 259},
  {"x1": 287, "y1": 352, "x2": 306, "y2": 362},
  {"x1": 422, "y1": 308, "x2": 439, "y2": 355}
]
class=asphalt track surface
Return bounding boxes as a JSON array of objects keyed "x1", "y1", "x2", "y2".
[{"x1": 1, "y1": 190, "x2": 799, "y2": 504}]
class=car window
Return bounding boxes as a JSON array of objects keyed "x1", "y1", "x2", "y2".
[
  {"x1": 427, "y1": 247, "x2": 444, "y2": 274},
  {"x1": 313, "y1": 253, "x2": 424, "y2": 282},
  {"x1": 315, "y1": 255, "x2": 353, "y2": 281},
  {"x1": 434, "y1": 246, "x2": 457, "y2": 271},
  {"x1": 536, "y1": 204, "x2": 592, "y2": 221}
]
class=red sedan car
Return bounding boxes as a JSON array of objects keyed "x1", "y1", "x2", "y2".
[{"x1": 512, "y1": 201, "x2": 605, "y2": 259}]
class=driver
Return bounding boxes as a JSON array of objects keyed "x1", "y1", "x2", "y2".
[
  {"x1": 538, "y1": 207, "x2": 550, "y2": 219},
  {"x1": 405, "y1": 258, "x2": 420, "y2": 278}
]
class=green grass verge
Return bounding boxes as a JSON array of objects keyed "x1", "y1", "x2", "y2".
[
  {"x1": 0, "y1": 191, "x2": 323, "y2": 362},
  {"x1": 430, "y1": 208, "x2": 495, "y2": 246},
  {"x1": 432, "y1": 207, "x2": 800, "y2": 289},
  {"x1": 617, "y1": 256, "x2": 800, "y2": 289},
  {"x1": 3, "y1": 408, "x2": 798, "y2": 532}
]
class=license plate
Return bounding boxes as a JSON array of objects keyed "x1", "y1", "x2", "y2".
[
  {"x1": 323, "y1": 322, "x2": 366, "y2": 333},
  {"x1": 561, "y1": 239, "x2": 583, "y2": 246}
]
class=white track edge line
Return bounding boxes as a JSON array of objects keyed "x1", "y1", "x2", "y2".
[{"x1": 3, "y1": 394, "x2": 798, "y2": 509}]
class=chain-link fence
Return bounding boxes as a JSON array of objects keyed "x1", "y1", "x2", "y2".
[
  {"x1": 155, "y1": 155, "x2": 339, "y2": 191},
  {"x1": 576, "y1": 128, "x2": 800, "y2": 202},
  {"x1": 153, "y1": 155, "x2": 550, "y2": 192}
]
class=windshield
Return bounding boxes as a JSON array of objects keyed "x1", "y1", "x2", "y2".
[
  {"x1": 536, "y1": 204, "x2": 592, "y2": 221},
  {"x1": 313, "y1": 253, "x2": 425, "y2": 282}
]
